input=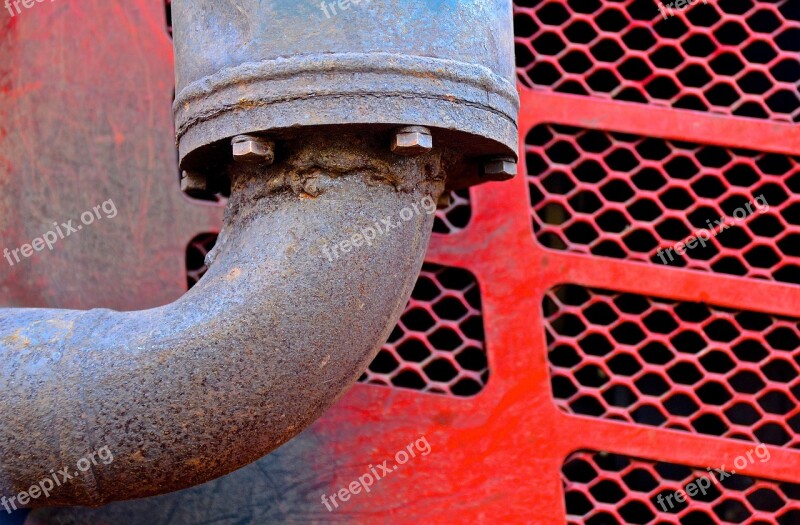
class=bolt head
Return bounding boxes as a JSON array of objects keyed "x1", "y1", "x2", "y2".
[
  {"x1": 232, "y1": 136, "x2": 275, "y2": 163},
  {"x1": 391, "y1": 126, "x2": 433, "y2": 156},
  {"x1": 482, "y1": 158, "x2": 517, "y2": 180},
  {"x1": 180, "y1": 171, "x2": 207, "y2": 195}
]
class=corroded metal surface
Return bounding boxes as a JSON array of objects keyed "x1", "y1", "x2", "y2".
[
  {"x1": 0, "y1": 0, "x2": 222, "y2": 312},
  {"x1": 172, "y1": 0, "x2": 519, "y2": 190},
  {"x1": 0, "y1": 132, "x2": 445, "y2": 507},
  {"x1": 0, "y1": 0, "x2": 515, "y2": 517}
]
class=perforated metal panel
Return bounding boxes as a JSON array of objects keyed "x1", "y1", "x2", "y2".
[
  {"x1": 515, "y1": 0, "x2": 800, "y2": 122},
  {"x1": 361, "y1": 263, "x2": 488, "y2": 396},
  {"x1": 563, "y1": 451, "x2": 800, "y2": 523},
  {"x1": 546, "y1": 285, "x2": 800, "y2": 447},
  {"x1": 516, "y1": 1, "x2": 800, "y2": 524},
  {"x1": 527, "y1": 124, "x2": 800, "y2": 283}
]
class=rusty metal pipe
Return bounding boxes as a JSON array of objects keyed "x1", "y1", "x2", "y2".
[
  {"x1": 173, "y1": 0, "x2": 519, "y2": 192},
  {"x1": 0, "y1": 132, "x2": 445, "y2": 506},
  {"x1": 0, "y1": 0, "x2": 517, "y2": 508}
]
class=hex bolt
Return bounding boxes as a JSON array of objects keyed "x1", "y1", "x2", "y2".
[
  {"x1": 391, "y1": 126, "x2": 433, "y2": 156},
  {"x1": 482, "y1": 157, "x2": 517, "y2": 180},
  {"x1": 232, "y1": 135, "x2": 275, "y2": 164},
  {"x1": 180, "y1": 170, "x2": 207, "y2": 195}
]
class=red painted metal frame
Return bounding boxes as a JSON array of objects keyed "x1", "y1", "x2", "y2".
[{"x1": 305, "y1": 87, "x2": 798, "y2": 523}]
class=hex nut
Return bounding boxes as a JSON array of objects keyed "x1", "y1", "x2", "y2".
[
  {"x1": 180, "y1": 171, "x2": 207, "y2": 195},
  {"x1": 482, "y1": 157, "x2": 517, "y2": 180},
  {"x1": 232, "y1": 135, "x2": 275, "y2": 163},
  {"x1": 391, "y1": 126, "x2": 433, "y2": 156}
]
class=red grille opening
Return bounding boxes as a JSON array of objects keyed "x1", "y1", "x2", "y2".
[
  {"x1": 361, "y1": 263, "x2": 488, "y2": 396},
  {"x1": 546, "y1": 284, "x2": 800, "y2": 447},
  {"x1": 186, "y1": 233, "x2": 217, "y2": 289},
  {"x1": 186, "y1": 237, "x2": 487, "y2": 396},
  {"x1": 563, "y1": 450, "x2": 800, "y2": 524},
  {"x1": 514, "y1": 0, "x2": 800, "y2": 122},
  {"x1": 527, "y1": 123, "x2": 800, "y2": 285}
]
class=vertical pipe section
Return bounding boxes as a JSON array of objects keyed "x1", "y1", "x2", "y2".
[{"x1": 172, "y1": 0, "x2": 519, "y2": 189}]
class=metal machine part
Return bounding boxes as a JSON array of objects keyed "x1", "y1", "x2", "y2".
[
  {"x1": 0, "y1": 132, "x2": 446, "y2": 506},
  {"x1": 0, "y1": 0, "x2": 517, "y2": 508},
  {"x1": 172, "y1": 0, "x2": 519, "y2": 191}
]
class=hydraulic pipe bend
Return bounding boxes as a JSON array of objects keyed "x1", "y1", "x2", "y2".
[{"x1": 0, "y1": 132, "x2": 446, "y2": 506}]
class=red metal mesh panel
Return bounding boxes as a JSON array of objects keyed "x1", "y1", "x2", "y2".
[
  {"x1": 546, "y1": 284, "x2": 800, "y2": 447},
  {"x1": 514, "y1": 0, "x2": 800, "y2": 122},
  {"x1": 186, "y1": 237, "x2": 487, "y2": 397},
  {"x1": 527, "y1": 123, "x2": 800, "y2": 284},
  {"x1": 563, "y1": 450, "x2": 800, "y2": 524},
  {"x1": 360, "y1": 263, "x2": 488, "y2": 396}
]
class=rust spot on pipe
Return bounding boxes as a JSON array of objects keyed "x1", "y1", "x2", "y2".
[{"x1": 224, "y1": 268, "x2": 242, "y2": 281}]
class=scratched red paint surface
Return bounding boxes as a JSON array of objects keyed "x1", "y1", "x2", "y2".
[
  {"x1": 2, "y1": 0, "x2": 800, "y2": 523},
  {"x1": 0, "y1": 0, "x2": 221, "y2": 312}
]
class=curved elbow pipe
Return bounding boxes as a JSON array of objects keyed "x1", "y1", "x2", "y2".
[
  {"x1": 0, "y1": 132, "x2": 445, "y2": 506},
  {"x1": 0, "y1": 0, "x2": 518, "y2": 508}
]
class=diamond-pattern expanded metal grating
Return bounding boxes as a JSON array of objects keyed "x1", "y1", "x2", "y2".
[
  {"x1": 186, "y1": 235, "x2": 487, "y2": 396},
  {"x1": 527, "y1": 123, "x2": 800, "y2": 285},
  {"x1": 516, "y1": 3, "x2": 800, "y2": 521},
  {"x1": 563, "y1": 451, "x2": 800, "y2": 524},
  {"x1": 546, "y1": 284, "x2": 800, "y2": 448},
  {"x1": 360, "y1": 263, "x2": 488, "y2": 396},
  {"x1": 514, "y1": 0, "x2": 800, "y2": 122}
]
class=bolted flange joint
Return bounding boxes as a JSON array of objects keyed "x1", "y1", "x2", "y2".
[
  {"x1": 391, "y1": 126, "x2": 433, "y2": 156},
  {"x1": 180, "y1": 170, "x2": 207, "y2": 197},
  {"x1": 481, "y1": 157, "x2": 517, "y2": 181},
  {"x1": 232, "y1": 135, "x2": 275, "y2": 164}
]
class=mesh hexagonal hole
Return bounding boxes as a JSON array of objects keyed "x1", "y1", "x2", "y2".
[
  {"x1": 433, "y1": 190, "x2": 473, "y2": 234},
  {"x1": 185, "y1": 232, "x2": 218, "y2": 289}
]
